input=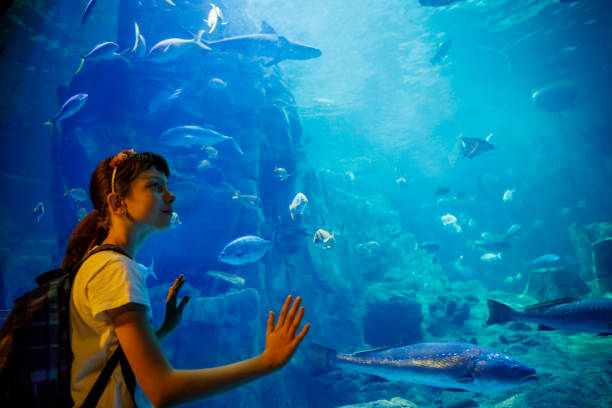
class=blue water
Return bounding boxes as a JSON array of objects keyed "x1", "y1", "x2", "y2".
[{"x1": 1, "y1": 0, "x2": 611, "y2": 407}]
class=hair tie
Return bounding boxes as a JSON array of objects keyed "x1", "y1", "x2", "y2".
[{"x1": 109, "y1": 149, "x2": 136, "y2": 193}]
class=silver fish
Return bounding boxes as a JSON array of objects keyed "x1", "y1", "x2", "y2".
[
  {"x1": 45, "y1": 93, "x2": 88, "y2": 136},
  {"x1": 218, "y1": 235, "x2": 271, "y2": 265},
  {"x1": 161, "y1": 125, "x2": 244, "y2": 155},
  {"x1": 308, "y1": 342, "x2": 536, "y2": 393},
  {"x1": 487, "y1": 298, "x2": 612, "y2": 334}
]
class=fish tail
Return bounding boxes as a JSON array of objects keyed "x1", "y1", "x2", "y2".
[
  {"x1": 486, "y1": 299, "x2": 515, "y2": 325},
  {"x1": 43, "y1": 120, "x2": 55, "y2": 137},
  {"x1": 75, "y1": 58, "x2": 85, "y2": 74},
  {"x1": 307, "y1": 343, "x2": 337, "y2": 375},
  {"x1": 195, "y1": 30, "x2": 212, "y2": 50}
]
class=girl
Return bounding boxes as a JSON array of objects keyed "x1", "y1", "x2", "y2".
[{"x1": 63, "y1": 150, "x2": 310, "y2": 407}]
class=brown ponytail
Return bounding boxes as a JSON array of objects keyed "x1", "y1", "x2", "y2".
[{"x1": 61, "y1": 152, "x2": 170, "y2": 270}]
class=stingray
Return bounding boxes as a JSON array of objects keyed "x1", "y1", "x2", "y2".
[{"x1": 460, "y1": 134, "x2": 495, "y2": 158}]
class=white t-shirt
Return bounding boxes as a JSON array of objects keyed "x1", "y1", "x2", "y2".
[{"x1": 70, "y1": 249, "x2": 154, "y2": 407}]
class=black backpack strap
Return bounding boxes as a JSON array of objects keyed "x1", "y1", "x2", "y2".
[
  {"x1": 78, "y1": 245, "x2": 138, "y2": 407},
  {"x1": 119, "y1": 347, "x2": 138, "y2": 407},
  {"x1": 80, "y1": 345, "x2": 138, "y2": 408}
]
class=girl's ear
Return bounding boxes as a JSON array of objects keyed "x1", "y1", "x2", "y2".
[{"x1": 107, "y1": 193, "x2": 127, "y2": 216}]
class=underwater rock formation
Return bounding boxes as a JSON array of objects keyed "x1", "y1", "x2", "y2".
[{"x1": 569, "y1": 222, "x2": 612, "y2": 294}]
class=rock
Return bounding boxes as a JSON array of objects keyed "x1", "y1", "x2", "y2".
[
  {"x1": 568, "y1": 222, "x2": 612, "y2": 294},
  {"x1": 364, "y1": 285, "x2": 423, "y2": 347},
  {"x1": 522, "y1": 266, "x2": 590, "y2": 301}
]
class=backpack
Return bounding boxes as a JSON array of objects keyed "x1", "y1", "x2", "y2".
[{"x1": 0, "y1": 244, "x2": 137, "y2": 407}]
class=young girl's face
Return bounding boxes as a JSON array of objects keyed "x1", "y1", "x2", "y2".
[{"x1": 123, "y1": 167, "x2": 175, "y2": 230}]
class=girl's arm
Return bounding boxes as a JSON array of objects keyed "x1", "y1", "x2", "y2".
[{"x1": 107, "y1": 295, "x2": 309, "y2": 408}]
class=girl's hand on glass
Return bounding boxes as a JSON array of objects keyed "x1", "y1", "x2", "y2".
[{"x1": 262, "y1": 295, "x2": 310, "y2": 371}]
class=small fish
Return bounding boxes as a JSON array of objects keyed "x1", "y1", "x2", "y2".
[
  {"x1": 560, "y1": 207, "x2": 571, "y2": 216},
  {"x1": 208, "y1": 77, "x2": 228, "y2": 90},
  {"x1": 232, "y1": 191, "x2": 259, "y2": 209},
  {"x1": 75, "y1": 42, "x2": 121, "y2": 74},
  {"x1": 218, "y1": 235, "x2": 271, "y2": 265},
  {"x1": 527, "y1": 254, "x2": 560, "y2": 267},
  {"x1": 148, "y1": 88, "x2": 183, "y2": 116},
  {"x1": 289, "y1": 192, "x2": 308, "y2": 220},
  {"x1": 204, "y1": 3, "x2": 226, "y2": 34},
  {"x1": 170, "y1": 212, "x2": 182, "y2": 229},
  {"x1": 273, "y1": 167, "x2": 290, "y2": 181},
  {"x1": 64, "y1": 187, "x2": 88, "y2": 202},
  {"x1": 395, "y1": 177, "x2": 408, "y2": 188},
  {"x1": 430, "y1": 38, "x2": 453, "y2": 65},
  {"x1": 148, "y1": 31, "x2": 211, "y2": 62},
  {"x1": 453, "y1": 255, "x2": 476, "y2": 278},
  {"x1": 344, "y1": 171, "x2": 355, "y2": 182},
  {"x1": 33, "y1": 201, "x2": 44, "y2": 223},
  {"x1": 503, "y1": 223, "x2": 523, "y2": 239},
  {"x1": 81, "y1": 0, "x2": 98, "y2": 24},
  {"x1": 137, "y1": 258, "x2": 158, "y2": 281},
  {"x1": 481, "y1": 252, "x2": 502, "y2": 262},
  {"x1": 308, "y1": 342, "x2": 536, "y2": 393},
  {"x1": 416, "y1": 241, "x2": 443, "y2": 251},
  {"x1": 440, "y1": 213, "x2": 457, "y2": 226},
  {"x1": 76, "y1": 207, "x2": 88, "y2": 221},
  {"x1": 44, "y1": 93, "x2": 88, "y2": 136},
  {"x1": 164, "y1": 0, "x2": 176, "y2": 6},
  {"x1": 487, "y1": 298, "x2": 612, "y2": 334},
  {"x1": 131, "y1": 22, "x2": 147, "y2": 58},
  {"x1": 206, "y1": 270, "x2": 245, "y2": 288},
  {"x1": 161, "y1": 125, "x2": 243, "y2": 155},
  {"x1": 204, "y1": 146, "x2": 219, "y2": 159},
  {"x1": 313, "y1": 229, "x2": 335, "y2": 249},
  {"x1": 503, "y1": 187, "x2": 516, "y2": 202}
]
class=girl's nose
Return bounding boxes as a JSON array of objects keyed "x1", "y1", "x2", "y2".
[{"x1": 165, "y1": 189, "x2": 176, "y2": 203}]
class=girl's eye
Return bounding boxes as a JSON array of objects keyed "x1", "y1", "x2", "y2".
[{"x1": 151, "y1": 182, "x2": 164, "y2": 192}]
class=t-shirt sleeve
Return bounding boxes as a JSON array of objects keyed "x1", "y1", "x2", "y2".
[{"x1": 87, "y1": 257, "x2": 152, "y2": 321}]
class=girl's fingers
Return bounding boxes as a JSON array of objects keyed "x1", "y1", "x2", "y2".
[
  {"x1": 276, "y1": 295, "x2": 292, "y2": 328},
  {"x1": 267, "y1": 311, "x2": 276, "y2": 334},
  {"x1": 288, "y1": 306, "x2": 305, "y2": 337},
  {"x1": 285, "y1": 297, "x2": 301, "y2": 329},
  {"x1": 294, "y1": 323, "x2": 310, "y2": 344}
]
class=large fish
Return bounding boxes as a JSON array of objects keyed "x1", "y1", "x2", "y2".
[
  {"x1": 309, "y1": 342, "x2": 536, "y2": 393},
  {"x1": 160, "y1": 125, "x2": 244, "y2": 155},
  {"x1": 44, "y1": 93, "x2": 88, "y2": 136},
  {"x1": 218, "y1": 235, "x2": 271, "y2": 265},
  {"x1": 203, "y1": 21, "x2": 321, "y2": 66},
  {"x1": 487, "y1": 298, "x2": 612, "y2": 334},
  {"x1": 148, "y1": 31, "x2": 211, "y2": 62},
  {"x1": 75, "y1": 42, "x2": 122, "y2": 74}
]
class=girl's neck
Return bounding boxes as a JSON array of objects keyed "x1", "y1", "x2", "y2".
[{"x1": 102, "y1": 227, "x2": 150, "y2": 258}]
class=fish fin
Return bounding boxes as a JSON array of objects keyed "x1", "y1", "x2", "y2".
[
  {"x1": 263, "y1": 57, "x2": 281, "y2": 67},
  {"x1": 291, "y1": 213, "x2": 295, "y2": 220},
  {"x1": 596, "y1": 333, "x2": 612, "y2": 336},
  {"x1": 230, "y1": 137, "x2": 244, "y2": 155},
  {"x1": 352, "y1": 345, "x2": 399, "y2": 356},
  {"x1": 260, "y1": 21, "x2": 276, "y2": 34},
  {"x1": 525, "y1": 298, "x2": 577, "y2": 312},
  {"x1": 537, "y1": 325, "x2": 555, "y2": 331},
  {"x1": 148, "y1": 258, "x2": 157, "y2": 280},
  {"x1": 75, "y1": 58, "x2": 85, "y2": 74},
  {"x1": 194, "y1": 30, "x2": 212, "y2": 51},
  {"x1": 444, "y1": 388, "x2": 469, "y2": 392},
  {"x1": 307, "y1": 343, "x2": 336, "y2": 375},
  {"x1": 486, "y1": 299, "x2": 515, "y2": 325}
]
